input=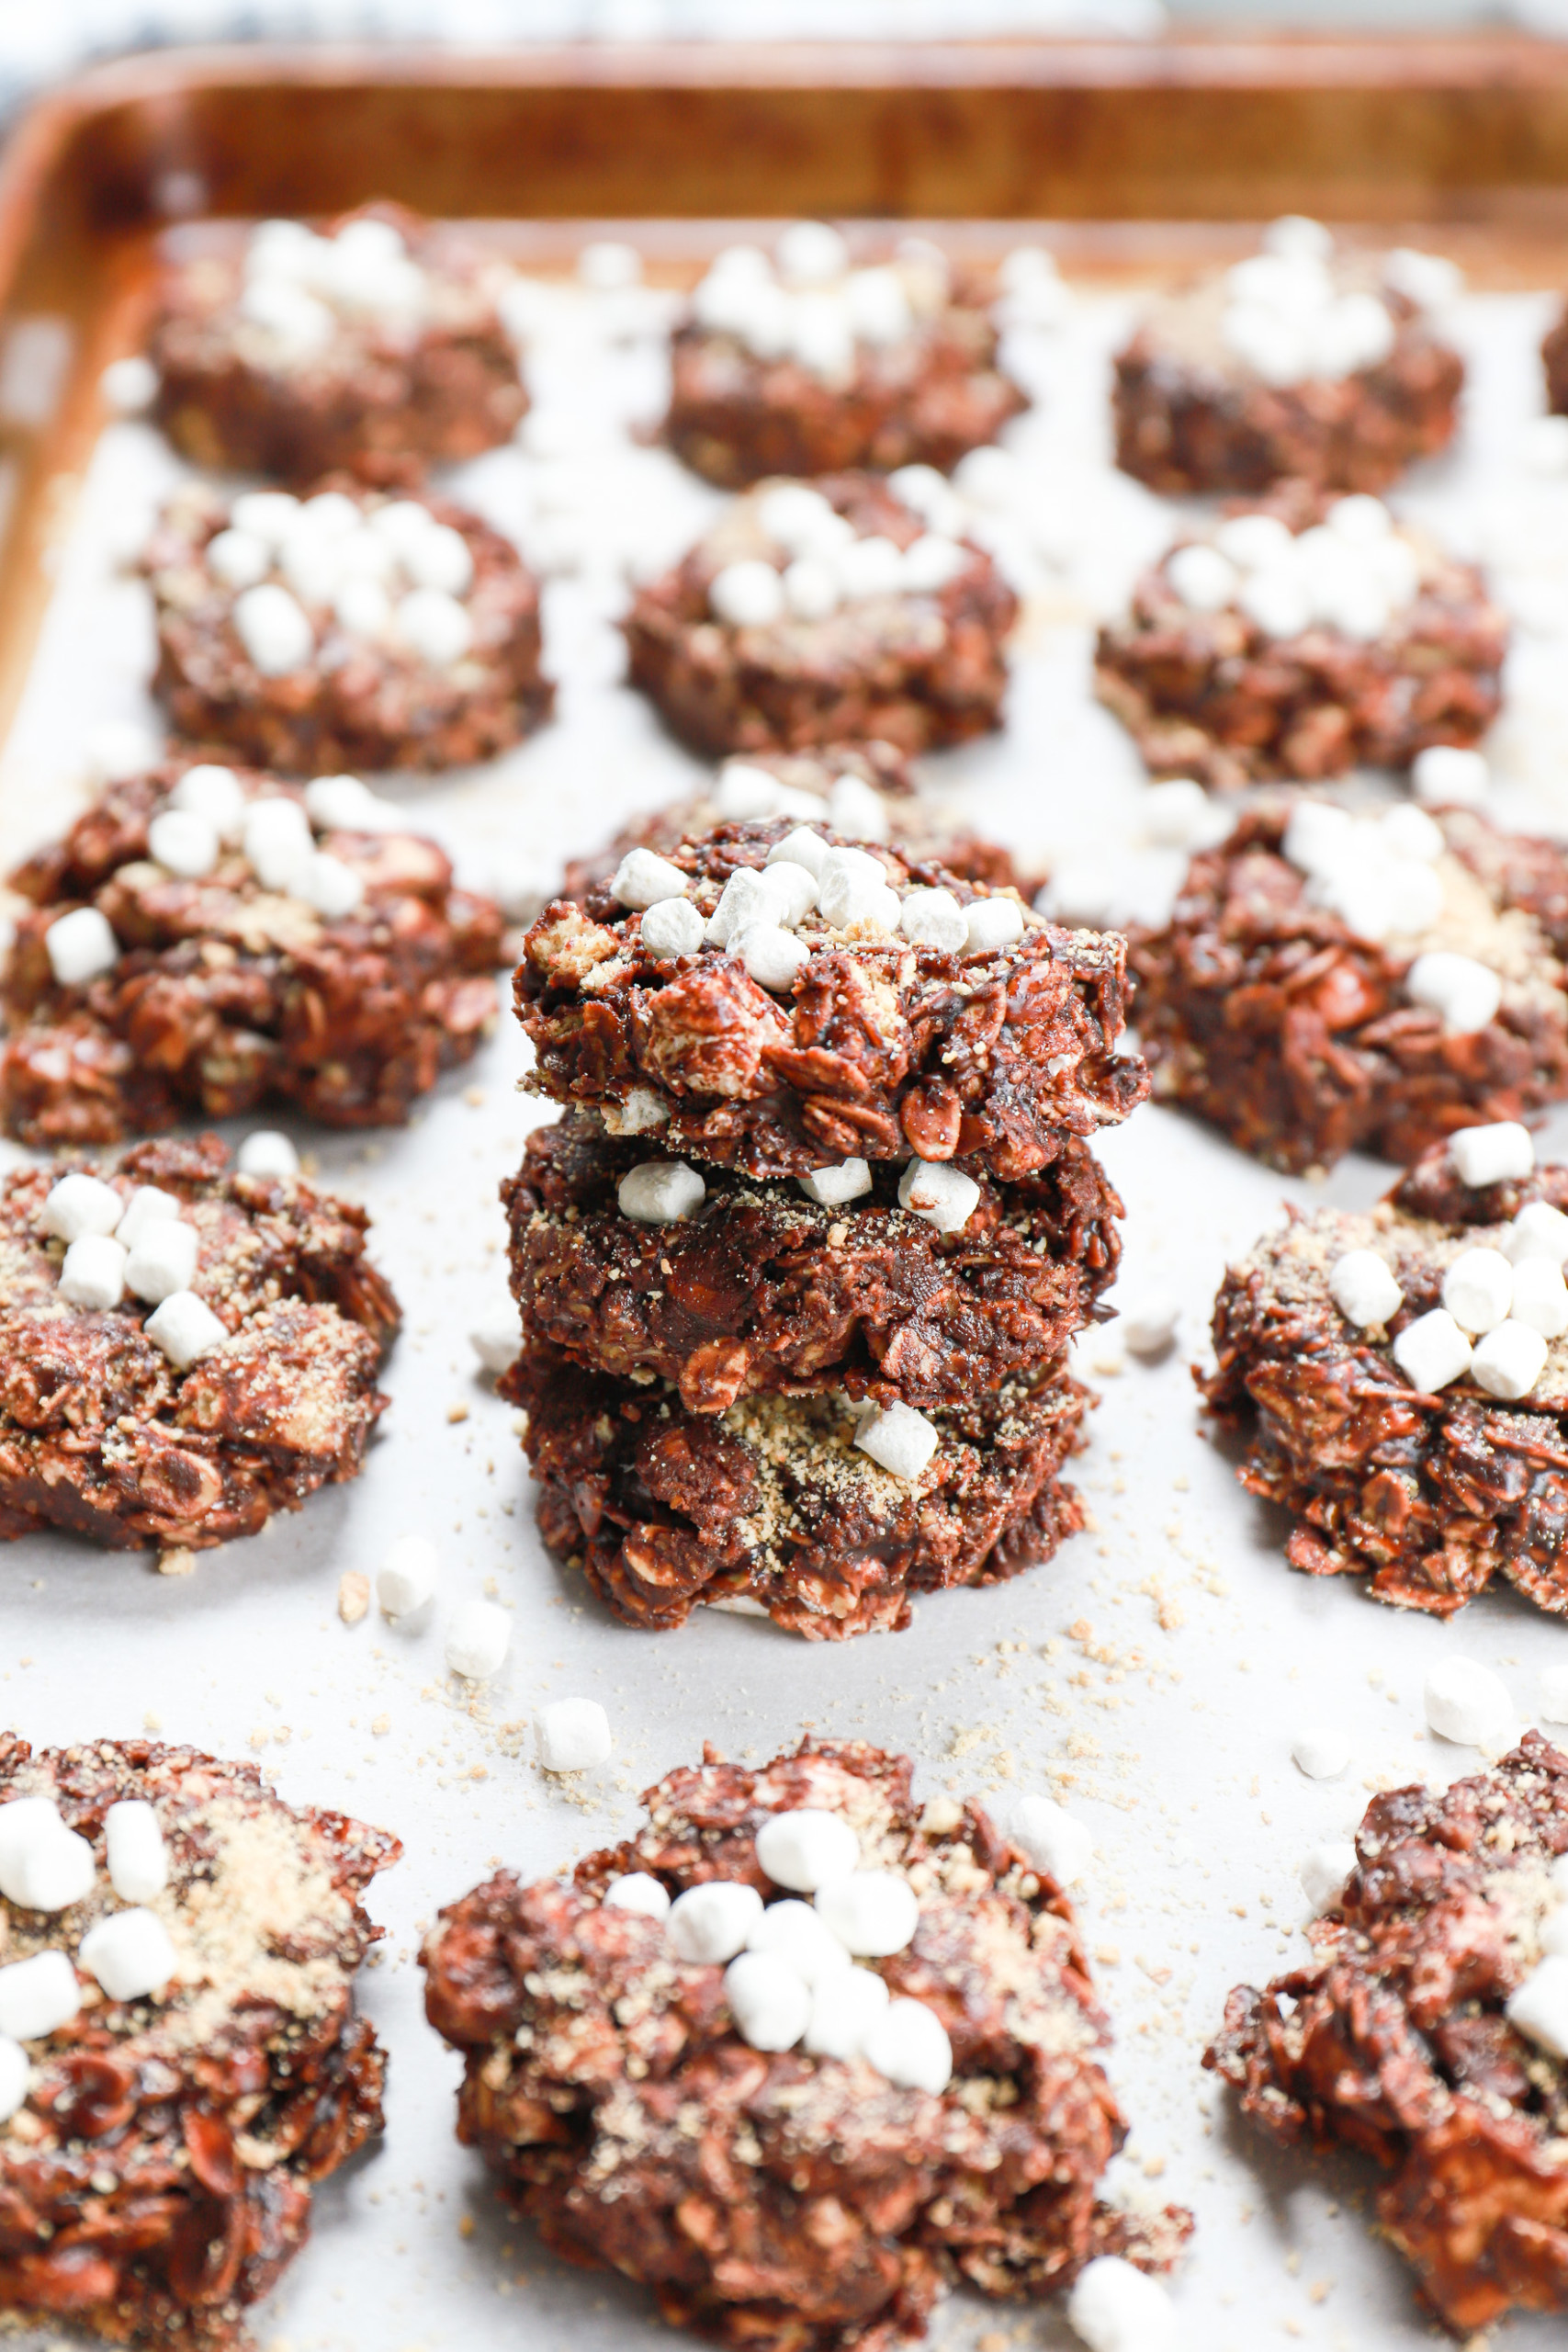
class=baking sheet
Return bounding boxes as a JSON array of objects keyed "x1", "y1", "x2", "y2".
[{"x1": 1, "y1": 260, "x2": 1566, "y2": 2352}]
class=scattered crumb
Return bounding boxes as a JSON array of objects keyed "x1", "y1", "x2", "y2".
[{"x1": 338, "y1": 1572, "x2": 370, "y2": 1625}]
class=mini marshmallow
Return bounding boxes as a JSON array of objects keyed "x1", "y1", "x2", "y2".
[
  {"x1": 1300, "y1": 1841, "x2": 1357, "y2": 1914},
  {"x1": 1404, "y1": 951, "x2": 1502, "y2": 1037},
  {"x1": 768, "y1": 827, "x2": 830, "y2": 881},
  {"x1": 1506, "y1": 1954, "x2": 1568, "y2": 2059},
  {"x1": 147, "y1": 808, "x2": 220, "y2": 880},
  {"x1": 536, "y1": 1698, "x2": 613, "y2": 1773},
  {"x1": 814, "y1": 1869, "x2": 919, "y2": 1958},
  {"x1": 243, "y1": 797, "x2": 313, "y2": 891},
  {"x1": 105, "y1": 1800, "x2": 167, "y2": 1903},
  {"x1": 1291, "y1": 1726, "x2": 1351, "y2": 1781},
  {"x1": 395, "y1": 589, "x2": 473, "y2": 666},
  {"x1": 102, "y1": 353, "x2": 158, "y2": 413},
  {"x1": 1141, "y1": 777, "x2": 1217, "y2": 848},
  {"x1": 964, "y1": 896, "x2": 1025, "y2": 956},
  {"x1": 42, "y1": 1173, "x2": 122, "y2": 1243},
  {"x1": 0, "y1": 1952, "x2": 79, "y2": 2042},
  {"x1": 777, "y1": 220, "x2": 851, "y2": 285},
  {"x1": 861, "y1": 1996, "x2": 952, "y2": 2094},
  {"x1": 79, "y1": 1908, "x2": 177, "y2": 2004},
  {"x1": 1425, "y1": 1657, "x2": 1513, "y2": 1747},
  {"x1": 717, "y1": 766, "x2": 792, "y2": 819},
  {"x1": 1392, "y1": 1306, "x2": 1472, "y2": 1393},
  {"x1": 603, "y1": 1091, "x2": 668, "y2": 1136},
  {"x1": 706, "y1": 865, "x2": 787, "y2": 944},
  {"x1": 639, "y1": 897, "x2": 705, "y2": 959},
  {"x1": 740, "y1": 925, "x2": 810, "y2": 993},
  {"x1": 804, "y1": 1963, "x2": 890, "y2": 2060},
  {"x1": 604, "y1": 1872, "x2": 671, "y2": 1918},
  {"x1": 445, "y1": 1599, "x2": 511, "y2": 1679},
  {"x1": 1239, "y1": 567, "x2": 1313, "y2": 639},
  {"x1": 617, "y1": 1161, "x2": 705, "y2": 1225},
  {"x1": 669, "y1": 1880, "x2": 763, "y2": 1963},
  {"x1": 233, "y1": 582, "x2": 313, "y2": 675},
  {"x1": 835, "y1": 535, "x2": 905, "y2": 602},
  {"x1": 46, "y1": 907, "x2": 118, "y2": 988},
  {"x1": 1215, "y1": 513, "x2": 1296, "y2": 571},
  {"x1": 1011, "y1": 1792, "x2": 1094, "y2": 1887},
  {"x1": 401, "y1": 522, "x2": 473, "y2": 597},
  {"x1": 1540, "y1": 1661, "x2": 1568, "y2": 1724},
  {"x1": 1450, "y1": 1122, "x2": 1534, "y2": 1188},
  {"x1": 59, "y1": 1235, "x2": 127, "y2": 1311},
  {"x1": 854, "y1": 1400, "x2": 940, "y2": 1483},
  {"x1": 378, "y1": 1535, "x2": 440, "y2": 1618},
  {"x1": 0, "y1": 2038, "x2": 28, "y2": 2123},
  {"x1": 1282, "y1": 799, "x2": 1355, "y2": 878},
  {"x1": 144, "y1": 1291, "x2": 226, "y2": 1371},
  {"x1": 815, "y1": 847, "x2": 897, "y2": 933},
  {"x1": 827, "y1": 776, "x2": 892, "y2": 844},
  {"x1": 1503, "y1": 1201, "x2": 1568, "y2": 1267},
  {"x1": 612, "y1": 848, "x2": 689, "y2": 909},
  {"x1": 1443, "y1": 1247, "x2": 1515, "y2": 1334},
  {"x1": 898, "y1": 888, "x2": 968, "y2": 954},
  {"x1": 902, "y1": 534, "x2": 968, "y2": 594},
  {"x1": 1508, "y1": 1257, "x2": 1568, "y2": 1338},
  {"x1": 710, "y1": 560, "x2": 785, "y2": 628},
  {"x1": 1471, "y1": 1318, "x2": 1548, "y2": 1400},
  {"x1": 756, "y1": 1809, "x2": 861, "y2": 1894},
  {"x1": 783, "y1": 557, "x2": 840, "y2": 620},
  {"x1": 303, "y1": 774, "x2": 386, "y2": 831},
  {"x1": 1120, "y1": 1292, "x2": 1180, "y2": 1357},
  {"x1": 897, "y1": 1159, "x2": 980, "y2": 1234},
  {"x1": 237, "y1": 1130, "x2": 299, "y2": 1180},
  {"x1": 798, "y1": 1159, "x2": 873, "y2": 1207},
  {"x1": 296, "y1": 852, "x2": 365, "y2": 921},
  {"x1": 171, "y1": 764, "x2": 246, "y2": 842},
  {"x1": 1413, "y1": 743, "x2": 1490, "y2": 808},
  {"x1": 747, "y1": 1898, "x2": 852, "y2": 1987},
  {"x1": 231, "y1": 490, "x2": 300, "y2": 545},
  {"x1": 1379, "y1": 804, "x2": 1444, "y2": 862},
  {"x1": 1329, "y1": 1249, "x2": 1403, "y2": 1329},
  {"x1": 206, "y1": 526, "x2": 272, "y2": 591},
  {"x1": 1066, "y1": 2255, "x2": 1178, "y2": 2352},
  {"x1": 724, "y1": 1951, "x2": 812, "y2": 2052},
  {"x1": 124, "y1": 1220, "x2": 198, "y2": 1306},
  {"x1": 0, "y1": 1815, "x2": 95, "y2": 1914},
  {"x1": 469, "y1": 1297, "x2": 520, "y2": 1375},
  {"x1": 116, "y1": 1188, "x2": 185, "y2": 1252},
  {"x1": 759, "y1": 860, "x2": 818, "y2": 928},
  {"x1": 1167, "y1": 542, "x2": 1238, "y2": 614}
]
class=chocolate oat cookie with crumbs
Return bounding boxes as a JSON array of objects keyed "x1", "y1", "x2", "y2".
[
  {"x1": 623, "y1": 474, "x2": 1016, "y2": 758},
  {"x1": 1114, "y1": 218, "x2": 1463, "y2": 497},
  {"x1": 1203, "y1": 1125, "x2": 1568, "y2": 1617},
  {"x1": 145, "y1": 480, "x2": 550, "y2": 775},
  {"x1": 0, "y1": 1133, "x2": 397, "y2": 1551},
  {"x1": 1129, "y1": 798, "x2": 1568, "y2": 1172},
  {"x1": 423, "y1": 1736, "x2": 1188, "y2": 2345},
  {"x1": 0, "y1": 1733, "x2": 397, "y2": 2349},
  {"x1": 0, "y1": 760, "x2": 506, "y2": 1144},
  {"x1": 664, "y1": 223, "x2": 1026, "y2": 489},
  {"x1": 150, "y1": 203, "x2": 526, "y2": 484},
  {"x1": 1095, "y1": 492, "x2": 1505, "y2": 791},
  {"x1": 1208, "y1": 1732, "x2": 1568, "y2": 2336}
]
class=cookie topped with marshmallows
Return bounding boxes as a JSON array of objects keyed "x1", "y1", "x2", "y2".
[{"x1": 422, "y1": 1735, "x2": 1189, "y2": 2349}]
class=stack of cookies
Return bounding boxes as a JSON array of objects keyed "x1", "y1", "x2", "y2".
[{"x1": 500, "y1": 815, "x2": 1148, "y2": 1640}]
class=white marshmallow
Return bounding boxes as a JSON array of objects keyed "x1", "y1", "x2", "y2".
[
  {"x1": 1167, "y1": 542, "x2": 1239, "y2": 614},
  {"x1": 902, "y1": 534, "x2": 968, "y2": 594},
  {"x1": 395, "y1": 589, "x2": 473, "y2": 666},
  {"x1": 79, "y1": 1908, "x2": 177, "y2": 2003},
  {"x1": 237, "y1": 1130, "x2": 299, "y2": 1181},
  {"x1": 898, "y1": 888, "x2": 968, "y2": 955},
  {"x1": 171, "y1": 764, "x2": 246, "y2": 843},
  {"x1": 147, "y1": 808, "x2": 219, "y2": 881},
  {"x1": 370, "y1": 499, "x2": 440, "y2": 556},
  {"x1": 445, "y1": 1599, "x2": 511, "y2": 1679},
  {"x1": 846, "y1": 266, "x2": 914, "y2": 347},
  {"x1": 101, "y1": 354, "x2": 158, "y2": 414},
  {"x1": 304, "y1": 775, "x2": 386, "y2": 832},
  {"x1": 798, "y1": 1159, "x2": 873, "y2": 1207},
  {"x1": 1450, "y1": 1122, "x2": 1534, "y2": 1188},
  {"x1": 1239, "y1": 567, "x2": 1314, "y2": 640},
  {"x1": 827, "y1": 776, "x2": 892, "y2": 845},
  {"x1": 120, "y1": 1193, "x2": 197, "y2": 1259},
  {"x1": 1442, "y1": 1247, "x2": 1515, "y2": 1335},
  {"x1": 1120, "y1": 1292, "x2": 1181, "y2": 1357},
  {"x1": 1264, "y1": 213, "x2": 1335, "y2": 262},
  {"x1": 1405, "y1": 951, "x2": 1502, "y2": 1037},
  {"x1": 768, "y1": 827, "x2": 830, "y2": 881},
  {"x1": 604, "y1": 1091, "x2": 669, "y2": 1136},
  {"x1": 617, "y1": 1161, "x2": 705, "y2": 1225},
  {"x1": 639, "y1": 897, "x2": 705, "y2": 959},
  {"x1": 758, "y1": 860, "x2": 818, "y2": 928},
  {"x1": 1291, "y1": 1726, "x2": 1351, "y2": 1780},
  {"x1": 1472, "y1": 1318, "x2": 1548, "y2": 1401},
  {"x1": 604, "y1": 1872, "x2": 670, "y2": 1918},
  {"x1": 42, "y1": 1173, "x2": 122, "y2": 1243},
  {"x1": 1413, "y1": 744, "x2": 1490, "y2": 808},
  {"x1": 706, "y1": 867, "x2": 785, "y2": 945},
  {"x1": 206, "y1": 526, "x2": 271, "y2": 591},
  {"x1": 0, "y1": 1815, "x2": 95, "y2": 1914},
  {"x1": 612, "y1": 848, "x2": 689, "y2": 910},
  {"x1": 746, "y1": 1898, "x2": 852, "y2": 1987},
  {"x1": 1504, "y1": 1201, "x2": 1568, "y2": 1267},
  {"x1": 105, "y1": 1801, "x2": 167, "y2": 1904},
  {"x1": 1507, "y1": 1954, "x2": 1568, "y2": 2058},
  {"x1": 0, "y1": 2039, "x2": 28, "y2": 2122},
  {"x1": 124, "y1": 1221, "x2": 197, "y2": 1306},
  {"x1": 1010, "y1": 1792, "x2": 1094, "y2": 1887},
  {"x1": 536, "y1": 1698, "x2": 613, "y2": 1773},
  {"x1": 710, "y1": 560, "x2": 785, "y2": 628},
  {"x1": 854, "y1": 1400, "x2": 940, "y2": 1483},
  {"x1": 782, "y1": 557, "x2": 840, "y2": 620},
  {"x1": 755, "y1": 1809, "x2": 860, "y2": 1894},
  {"x1": 1425, "y1": 1657, "x2": 1513, "y2": 1747},
  {"x1": 45, "y1": 907, "x2": 119, "y2": 988},
  {"x1": 1392, "y1": 1307, "x2": 1472, "y2": 1393},
  {"x1": 0, "y1": 1952, "x2": 79, "y2": 2042},
  {"x1": 668, "y1": 1880, "x2": 763, "y2": 1963},
  {"x1": 777, "y1": 221, "x2": 851, "y2": 286},
  {"x1": 1385, "y1": 247, "x2": 1463, "y2": 309},
  {"x1": 1066, "y1": 2255, "x2": 1179, "y2": 2352},
  {"x1": 1141, "y1": 778, "x2": 1218, "y2": 849},
  {"x1": 233, "y1": 582, "x2": 313, "y2": 675},
  {"x1": 816, "y1": 847, "x2": 897, "y2": 933},
  {"x1": 59, "y1": 1235, "x2": 128, "y2": 1312},
  {"x1": 239, "y1": 276, "x2": 335, "y2": 356},
  {"x1": 243, "y1": 797, "x2": 313, "y2": 892},
  {"x1": 1508, "y1": 1257, "x2": 1568, "y2": 1339},
  {"x1": 739, "y1": 924, "x2": 810, "y2": 992},
  {"x1": 1282, "y1": 799, "x2": 1355, "y2": 878},
  {"x1": 378, "y1": 1535, "x2": 440, "y2": 1618},
  {"x1": 1215, "y1": 513, "x2": 1296, "y2": 571},
  {"x1": 834, "y1": 535, "x2": 906, "y2": 602},
  {"x1": 143, "y1": 1290, "x2": 226, "y2": 1372},
  {"x1": 230, "y1": 491, "x2": 300, "y2": 546},
  {"x1": 334, "y1": 578, "x2": 391, "y2": 640},
  {"x1": 1539, "y1": 1661, "x2": 1568, "y2": 1724},
  {"x1": 897, "y1": 1159, "x2": 980, "y2": 1234},
  {"x1": 756, "y1": 485, "x2": 844, "y2": 556},
  {"x1": 401, "y1": 523, "x2": 473, "y2": 596},
  {"x1": 469, "y1": 1298, "x2": 520, "y2": 1375},
  {"x1": 804, "y1": 1963, "x2": 890, "y2": 2060},
  {"x1": 964, "y1": 897, "x2": 1025, "y2": 956},
  {"x1": 1300, "y1": 1840, "x2": 1357, "y2": 1914},
  {"x1": 0, "y1": 1801, "x2": 57, "y2": 1891},
  {"x1": 717, "y1": 763, "x2": 788, "y2": 820},
  {"x1": 724, "y1": 1951, "x2": 812, "y2": 2052},
  {"x1": 861, "y1": 1996, "x2": 952, "y2": 2094},
  {"x1": 579, "y1": 240, "x2": 641, "y2": 292},
  {"x1": 814, "y1": 1870, "x2": 919, "y2": 1958},
  {"x1": 297, "y1": 852, "x2": 365, "y2": 921},
  {"x1": 1379, "y1": 804, "x2": 1445, "y2": 862},
  {"x1": 1328, "y1": 1249, "x2": 1403, "y2": 1329}
]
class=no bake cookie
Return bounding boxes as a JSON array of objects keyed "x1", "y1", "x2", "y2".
[
  {"x1": 423, "y1": 1734, "x2": 1187, "y2": 2346},
  {"x1": 0, "y1": 1731, "x2": 397, "y2": 2350},
  {"x1": 0, "y1": 1133, "x2": 397, "y2": 1552},
  {"x1": 0, "y1": 759, "x2": 506, "y2": 1145}
]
